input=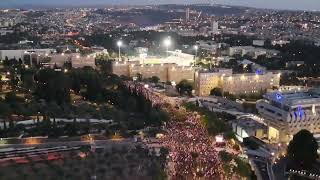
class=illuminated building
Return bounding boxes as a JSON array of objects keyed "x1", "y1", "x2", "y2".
[
  {"x1": 232, "y1": 118, "x2": 267, "y2": 142},
  {"x1": 195, "y1": 69, "x2": 280, "y2": 96},
  {"x1": 252, "y1": 40, "x2": 265, "y2": 47},
  {"x1": 228, "y1": 46, "x2": 280, "y2": 59},
  {"x1": 0, "y1": 49, "x2": 54, "y2": 60},
  {"x1": 50, "y1": 53, "x2": 96, "y2": 68},
  {"x1": 211, "y1": 21, "x2": 219, "y2": 35},
  {"x1": 129, "y1": 50, "x2": 195, "y2": 66},
  {"x1": 186, "y1": 8, "x2": 190, "y2": 21},
  {"x1": 112, "y1": 61, "x2": 195, "y2": 83},
  {"x1": 256, "y1": 88, "x2": 320, "y2": 143}
]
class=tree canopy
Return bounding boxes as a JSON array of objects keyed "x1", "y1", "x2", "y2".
[
  {"x1": 287, "y1": 130, "x2": 319, "y2": 169},
  {"x1": 176, "y1": 79, "x2": 193, "y2": 96},
  {"x1": 34, "y1": 68, "x2": 71, "y2": 104},
  {"x1": 210, "y1": 87, "x2": 223, "y2": 96}
]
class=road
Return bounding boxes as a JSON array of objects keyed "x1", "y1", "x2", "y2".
[
  {"x1": 201, "y1": 99, "x2": 276, "y2": 180},
  {"x1": 130, "y1": 83, "x2": 223, "y2": 179},
  {"x1": 273, "y1": 157, "x2": 288, "y2": 180},
  {"x1": 255, "y1": 159, "x2": 270, "y2": 180},
  {"x1": 0, "y1": 139, "x2": 136, "y2": 149},
  {"x1": 201, "y1": 101, "x2": 245, "y2": 116}
]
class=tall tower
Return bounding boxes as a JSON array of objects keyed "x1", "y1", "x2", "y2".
[
  {"x1": 211, "y1": 20, "x2": 219, "y2": 35},
  {"x1": 186, "y1": 8, "x2": 190, "y2": 22}
]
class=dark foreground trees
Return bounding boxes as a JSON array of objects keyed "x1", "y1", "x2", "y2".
[
  {"x1": 287, "y1": 130, "x2": 318, "y2": 169},
  {"x1": 210, "y1": 87, "x2": 223, "y2": 96},
  {"x1": 176, "y1": 79, "x2": 193, "y2": 96},
  {"x1": 34, "y1": 68, "x2": 71, "y2": 104}
]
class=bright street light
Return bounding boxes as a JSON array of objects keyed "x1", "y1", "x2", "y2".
[
  {"x1": 164, "y1": 37, "x2": 171, "y2": 57},
  {"x1": 117, "y1": 40, "x2": 123, "y2": 47},
  {"x1": 117, "y1": 40, "x2": 123, "y2": 61},
  {"x1": 164, "y1": 38, "x2": 171, "y2": 47}
]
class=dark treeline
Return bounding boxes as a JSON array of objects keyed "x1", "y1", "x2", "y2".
[{"x1": 0, "y1": 57, "x2": 168, "y2": 138}]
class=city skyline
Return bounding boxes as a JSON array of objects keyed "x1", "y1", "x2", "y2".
[
  {"x1": 0, "y1": 2, "x2": 320, "y2": 180},
  {"x1": 0, "y1": 0, "x2": 320, "y2": 11}
]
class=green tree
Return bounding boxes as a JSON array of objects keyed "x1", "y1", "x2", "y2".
[
  {"x1": 96, "y1": 59, "x2": 112, "y2": 75},
  {"x1": 20, "y1": 68, "x2": 35, "y2": 90},
  {"x1": 70, "y1": 72, "x2": 81, "y2": 94},
  {"x1": 136, "y1": 73, "x2": 143, "y2": 82},
  {"x1": 219, "y1": 151, "x2": 233, "y2": 163},
  {"x1": 234, "y1": 158, "x2": 252, "y2": 178},
  {"x1": 126, "y1": 97, "x2": 137, "y2": 112},
  {"x1": 0, "y1": 102, "x2": 11, "y2": 131},
  {"x1": 64, "y1": 123, "x2": 78, "y2": 137},
  {"x1": 176, "y1": 79, "x2": 193, "y2": 96},
  {"x1": 150, "y1": 76, "x2": 160, "y2": 84},
  {"x1": 105, "y1": 74, "x2": 121, "y2": 89},
  {"x1": 5, "y1": 92, "x2": 24, "y2": 104},
  {"x1": 210, "y1": 87, "x2": 223, "y2": 96},
  {"x1": 287, "y1": 130, "x2": 318, "y2": 169},
  {"x1": 34, "y1": 68, "x2": 71, "y2": 104}
]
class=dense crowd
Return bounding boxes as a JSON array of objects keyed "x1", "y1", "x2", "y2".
[
  {"x1": 126, "y1": 82, "x2": 223, "y2": 179},
  {"x1": 162, "y1": 111, "x2": 223, "y2": 179}
]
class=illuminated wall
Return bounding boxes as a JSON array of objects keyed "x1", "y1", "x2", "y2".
[
  {"x1": 268, "y1": 126, "x2": 280, "y2": 142},
  {"x1": 112, "y1": 62, "x2": 195, "y2": 83},
  {"x1": 195, "y1": 72, "x2": 280, "y2": 96}
]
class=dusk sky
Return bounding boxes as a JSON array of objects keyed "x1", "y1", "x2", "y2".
[{"x1": 0, "y1": 0, "x2": 320, "y2": 11}]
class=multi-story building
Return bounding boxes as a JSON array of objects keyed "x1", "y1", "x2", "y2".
[
  {"x1": 0, "y1": 49, "x2": 54, "y2": 60},
  {"x1": 256, "y1": 88, "x2": 320, "y2": 143},
  {"x1": 129, "y1": 50, "x2": 195, "y2": 67},
  {"x1": 50, "y1": 53, "x2": 96, "y2": 68},
  {"x1": 252, "y1": 40, "x2": 265, "y2": 47},
  {"x1": 232, "y1": 118, "x2": 267, "y2": 142},
  {"x1": 228, "y1": 46, "x2": 280, "y2": 59},
  {"x1": 211, "y1": 21, "x2": 219, "y2": 35},
  {"x1": 195, "y1": 69, "x2": 280, "y2": 96},
  {"x1": 112, "y1": 61, "x2": 195, "y2": 83},
  {"x1": 186, "y1": 8, "x2": 190, "y2": 22}
]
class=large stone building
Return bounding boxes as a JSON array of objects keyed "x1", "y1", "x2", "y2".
[
  {"x1": 50, "y1": 53, "x2": 96, "y2": 68},
  {"x1": 232, "y1": 118, "x2": 267, "y2": 142},
  {"x1": 128, "y1": 50, "x2": 195, "y2": 67},
  {"x1": 228, "y1": 46, "x2": 279, "y2": 59},
  {"x1": 0, "y1": 49, "x2": 54, "y2": 60},
  {"x1": 195, "y1": 69, "x2": 280, "y2": 96},
  {"x1": 112, "y1": 61, "x2": 195, "y2": 83},
  {"x1": 256, "y1": 88, "x2": 320, "y2": 143}
]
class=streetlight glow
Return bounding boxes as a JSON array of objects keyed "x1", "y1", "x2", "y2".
[
  {"x1": 117, "y1": 40, "x2": 123, "y2": 61},
  {"x1": 164, "y1": 37, "x2": 171, "y2": 57},
  {"x1": 164, "y1": 38, "x2": 171, "y2": 47},
  {"x1": 117, "y1": 40, "x2": 123, "y2": 47}
]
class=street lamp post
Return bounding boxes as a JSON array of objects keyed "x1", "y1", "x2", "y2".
[
  {"x1": 164, "y1": 37, "x2": 171, "y2": 57},
  {"x1": 194, "y1": 45, "x2": 198, "y2": 66},
  {"x1": 117, "y1": 40, "x2": 123, "y2": 61}
]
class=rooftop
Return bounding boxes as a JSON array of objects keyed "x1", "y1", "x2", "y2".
[
  {"x1": 265, "y1": 89, "x2": 320, "y2": 107},
  {"x1": 235, "y1": 118, "x2": 267, "y2": 131}
]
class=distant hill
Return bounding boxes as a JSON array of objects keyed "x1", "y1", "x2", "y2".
[{"x1": 158, "y1": 4, "x2": 247, "y2": 16}]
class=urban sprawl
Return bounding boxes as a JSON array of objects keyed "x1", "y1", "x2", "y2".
[{"x1": 0, "y1": 4, "x2": 319, "y2": 180}]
